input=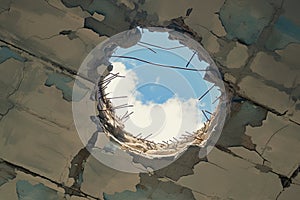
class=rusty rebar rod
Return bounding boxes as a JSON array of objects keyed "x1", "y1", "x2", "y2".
[
  {"x1": 110, "y1": 55, "x2": 211, "y2": 72},
  {"x1": 201, "y1": 110, "x2": 209, "y2": 121},
  {"x1": 138, "y1": 41, "x2": 186, "y2": 50},
  {"x1": 143, "y1": 133, "x2": 153, "y2": 140},
  {"x1": 137, "y1": 43, "x2": 157, "y2": 53},
  {"x1": 113, "y1": 104, "x2": 133, "y2": 110},
  {"x1": 107, "y1": 96, "x2": 128, "y2": 100},
  {"x1": 198, "y1": 84, "x2": 215, "y2": 101},
  {"x1": 205, "y1": 110, "x2": 214, "y2": 116},
  {"x1": 212, "y1": 95, "x2": 221, "y2": 104},
  {"x1": 185, "y1": 51, "x2": 197, "y2": 68}
]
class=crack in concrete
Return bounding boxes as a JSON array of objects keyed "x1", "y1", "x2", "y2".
[
  {"x1": 63, "y1": 27, "x2": 92, "y2": 54},
  {"x1": 44, "y1": 0, "x2": 65, "y2": 13},
  {"x1": 261, "y1": 124, "x2": 290, "y2": 156},
  {"x1": 0, "y1": 104, "x2": 15, "y2": 120},
  {"x1": 274, "y1": 166, "x2": 300, "y2": 193},
  {"x1": 207, "y1": 160, "x2": 228, "y2": 171},
  {"x1": 27, "y1": 34, "x2": 62, "y2": 41},
  {"x1": 273, "y1": 41, "x2": 300, "y2": 51},
  {"x1": 7, "y1": 62, "x2": 26, "y2": 98},
  {"x1": 217, "y1": 126, "x2": 300, "y2": 194},
  {"x1": 216, "y1": 143, "x2": 298, "y2": 198},
  {"x1": 27, "y1": 27, "x2": 90, "y2": 54},
  {"x1": 14, "y1": 105, "x2": 71, "y2": 131},
  {"x1": 216, "y1": 144, "x2": 268, "y2": 166},
  {"x1": 0, "y1": 38, "x2": 95, "y2": 86},
  {"x1": 0, "y1": 0, "x2": 12, "y2": 15},
  {"x1": 215, "y1": 0, "x2": 287, "y2": 98},
  {"x1": 0, "y1": 14, "x2": 291, "y2": 120},
  {"x1": 31, "y1": 27, "x2": 92, "y2": 61},
  {"x1": 290, "y1": 165, "x2": 300, "y2": 183},
  {"x1": 289, "y1": 119, "x2": 300, "y2": 126},
  {"x1": 0, "y1": 59, "x2": 25, "y2": 121},
  {"x1": 254, "y1": 0, "x2": 285, "y2": 50},
  {"x1": 191, "y1": 23, "x2": 226, "y2": 42},
  {"x1": 215, "y1": 144, "x2": 292, "y2": 181},
  {"x1": 0, "y1": 38, "x2": 79, "y2": 77},
  {"x1": 247, "y1": 70, "x2": 296, "y2": 95},
  {"x1": 233, "y1": 0, "x2": 285, "y2": 84},
  {"x1": 0, "y1": 158, "x2": 17, "y2": 187},
  {"x1": 222, "y1": 73, "x2": 289, "y2": 116},
  {"x1": 275, "y1": 190, "x2": 283, "y2": 200},
  {"x1": 67, "y1": 131, "x2": 98, "y2": 196},
  {"x1": 1, "y1": 158, "x2": 101, "y2": 200},
  {"x1": 0, "y1": 6, "x2": 10, "y2": 15},
  {"x1": 275, "y1": 164, "x2": 300, "y2": 199},
  {"x1": 166, "y1": 17, "x2": 202, "y2": 44}
]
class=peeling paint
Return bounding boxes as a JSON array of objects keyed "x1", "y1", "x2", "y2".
[
  {"x1": 16, "y1": 180, "x2": 61, "y2": 200},
  {"x1": 219, "y1": 0, "x2": 274, "y2": 45},
  {"x1": 0, "y1": 46, "x2": 26, "y2": 64}
]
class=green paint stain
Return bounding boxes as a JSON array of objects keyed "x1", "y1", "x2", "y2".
[{"x1": 45, "y1": 72, "x2": 89, "y2": 102}]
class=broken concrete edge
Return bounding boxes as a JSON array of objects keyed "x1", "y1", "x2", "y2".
[
  {"x1": 71, "y1": 28, "x2": 230, "y2": 174},
  {"x1": 215, "y1": 143, "x2": 300, "y2": 191}
]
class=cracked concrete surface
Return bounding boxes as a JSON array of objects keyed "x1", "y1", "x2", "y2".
[
  {"x1": 246, "y1": 112, "x2": 300, "y2": 177},
  {"x1": 178, "y1": 148, "x2": 282, "y2": 200},
  {"x1": 0, "y1": 0, "x2": 299, "y2": 199}
]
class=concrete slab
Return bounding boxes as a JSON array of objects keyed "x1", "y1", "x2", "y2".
[
  {"x1": 0, "y1": 108, "x2": 83, "y2": 183},
  {"x1": 219, "y1": 0, "x2": 274, "y2": 45},
  {"x1": 81, "y1": 156, "x2": 140, "y2": 198},
  {"x1": 177, "y1": 148, "x2": 282, "y2": 200},
  {"x1": 0, "y1": 0, "x2": 106, "y2": 71},
  {"x1": 278, "y1": 184, "x2": 300, "y2": 200},
  {"x1": 246, "y1": 112, "x2": 300, "y2": 176},
  {"x1": 226, "y1": 42, "x2": 248, "y2": 69},
  {"x1": 250, "y1": 52, "x2": 299, "y2": 88},
  {"x1": 229, "y1": 147, "x2": 263, "y2": 165},
  {"x1": 0, "y1": 58, "x2": 24, "y2": 115},
  {"x1": 238, "y1": 76, "x2": 291, "y2": 114}
]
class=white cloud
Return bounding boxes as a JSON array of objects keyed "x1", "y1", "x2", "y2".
[{"x1": 104, "y1": 62, "x2": 204, "y2": 143}]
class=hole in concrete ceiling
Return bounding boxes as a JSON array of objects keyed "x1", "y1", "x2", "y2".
[{"x1": 73, "y1": 27, "x2": 228, "y2": 173}]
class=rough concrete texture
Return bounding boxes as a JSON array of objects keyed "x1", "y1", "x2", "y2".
[{"x1": 0, "y1": 0, "x2": 299, "y2": 199}]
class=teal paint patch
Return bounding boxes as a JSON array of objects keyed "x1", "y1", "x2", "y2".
[
  {"x1": 103, "y1": 186, "x2": 146, "y2": 200},
  {"x1": 45, "y1": 72, "x2": 89, "y2": 102},
  {"x1": 276, "y1": 17, "x2": 300, "y2": 40},
  {"x1": 45, "y1": 72, "x2": 73, "y2": 101},
  {"x1": 61, "y1": 0, "x2": 130, "y2": 36},
  {"x1": 0, "y1": 46, "x2": 26, "y2": 64},
  {"x1": 16, "y1": 180, "x2": 59, "y2": 200},
  {"x1": 265, "y1": 16, "x2": 300, "y2": 50},
  {"x1": 103, "y1": 182, "x2": 195, "y2": 200},
  {"x1": 217, "y1": 100, "x2": 267, "y2": 149},
  {"x1": 219, "y1": 0, "x2": 273, "y2": 45}
]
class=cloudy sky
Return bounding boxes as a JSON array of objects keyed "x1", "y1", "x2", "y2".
[
  {"x1": 103, "y1": 29, "x2": 221, "y2": 143},
  {"x1": 105, "y1": 61, "x2": 207, "y2": 143}
]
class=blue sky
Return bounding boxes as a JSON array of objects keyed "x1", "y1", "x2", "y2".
[{"x1": 109, "y1": 28, "x2": 221, "y2": 114}]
